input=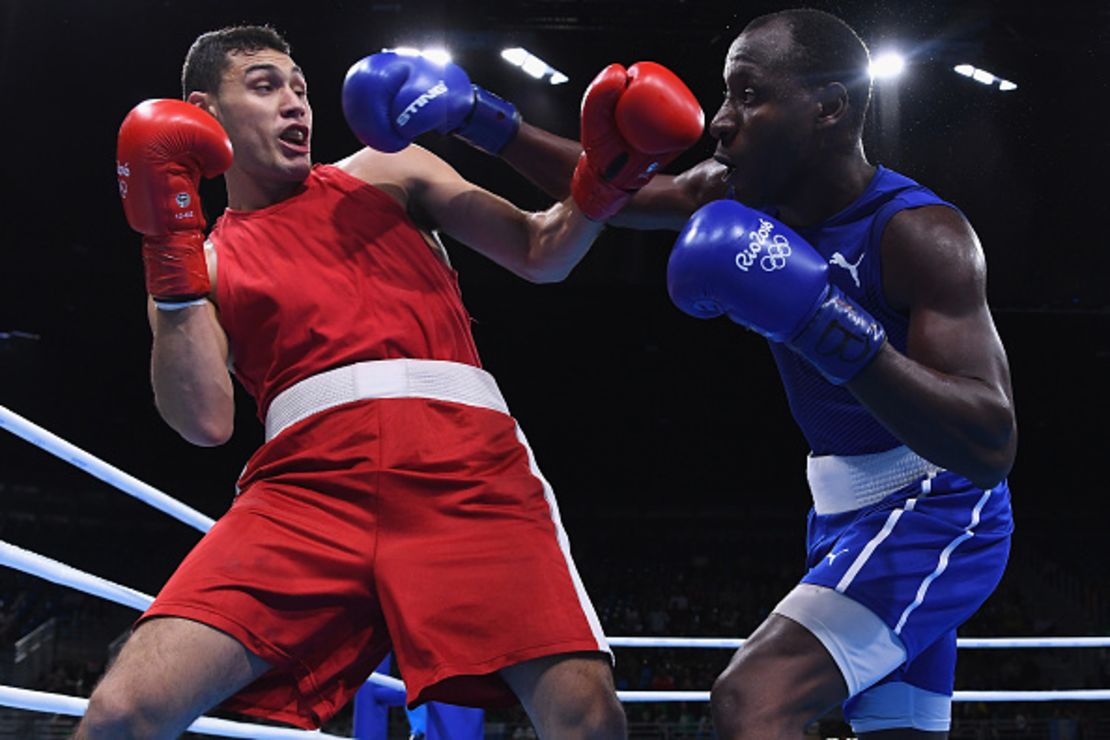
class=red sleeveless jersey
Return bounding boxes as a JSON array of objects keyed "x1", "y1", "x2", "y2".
[{"x1": 212, "y1": 164, "x2": 482, "y2": 421}]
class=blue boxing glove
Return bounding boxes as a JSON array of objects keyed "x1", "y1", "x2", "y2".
[
  {"x1": 667, "y1": 199, "x2": 886, "y2": 384},
  {"x1": 342, "y1": 52, "x2": 520, "y2": 154}
]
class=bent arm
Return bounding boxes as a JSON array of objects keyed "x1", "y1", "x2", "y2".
[
  {"x1": 345, "y1": 145, "x2": 604, "y2": 283},
  {"x1": 499, "y1": 122, "x2": 579, "y2": 201},
  {"x1": 847, "y1": 207, "x2": 1017, "y2": 487},
  {"x1": 147, "y1": 298, "x2": 235, "y2": 446},
  {"x1": 500, "y1": 122, "x2": 728, "y2": 231}
]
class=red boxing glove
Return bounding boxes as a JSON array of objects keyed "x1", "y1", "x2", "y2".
[
  {"x1": 116, "y1": 99, "x2": 233, "y2": 304},
  {"x1": 571, "y1": 62, "x2": 704, "y2": 221}
]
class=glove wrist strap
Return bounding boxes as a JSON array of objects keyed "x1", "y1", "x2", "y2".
[
  {"x1": 142, "y1": 232, "x2": 210, "y2": 304},
  {"x1": 570, "y1": 154, "x2": 635, "y2": 221},
  {"x1": 789, "y1": 285, "x2": 886, "y2": 385},
  {"x1": 455, "y1": 86, "x2": 521, "y2": 155}
]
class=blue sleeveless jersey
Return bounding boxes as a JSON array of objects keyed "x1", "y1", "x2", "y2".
[{"x1": 766, "y1": 166, "x2": 958, "y2": 455}]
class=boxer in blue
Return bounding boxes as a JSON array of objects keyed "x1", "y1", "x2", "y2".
[{"x1": 459, "y1": 7, "x2": 1017, "y2": 739}]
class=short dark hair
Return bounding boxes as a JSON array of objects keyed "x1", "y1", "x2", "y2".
[
  {"x1": 745, "y1": 8, "x2": 872, "y2": 136},
  {"x1": 181, "y1": 25, "x2": 291, "y2": 98}
]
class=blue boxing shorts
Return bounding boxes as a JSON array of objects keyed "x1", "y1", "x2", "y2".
[{"x1": 771, "y1": 446, "x2": 1013, "y2": 733}]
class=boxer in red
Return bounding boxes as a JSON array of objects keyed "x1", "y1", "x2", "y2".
[{"x1": 78, "y1": 25, "x2": 703, "y2": 738}]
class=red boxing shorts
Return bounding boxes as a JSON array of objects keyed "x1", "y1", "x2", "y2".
[{"x1": 139, "y1": 360, "x2": 610, "y2": 729}]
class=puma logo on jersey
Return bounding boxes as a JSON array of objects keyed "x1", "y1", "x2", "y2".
[
  {"x1": 830, "y1": 252, "x2": 863, "y2": 288},
  {"x1": 826, "y1": 548, "x2": 850, "y2": 565}
]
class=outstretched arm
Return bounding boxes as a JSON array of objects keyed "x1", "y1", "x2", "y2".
[
  {"x1": 501, "y1": 124, "x2": 730, "y2": 232},
  {"x1": 342, "y1": 145, "x2": 602, "y2": 283},
  {"x1": 339, "y1": 52, "x2": 709, "y2": 274},
  {"x1": 340, "y1": 51, "x2": 720, "y2": 232},
  {"x1": 498, "y1": 122, "x2": 579, "y2": 201}
]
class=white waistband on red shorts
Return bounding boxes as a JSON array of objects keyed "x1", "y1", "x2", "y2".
[
  {"x1": 264, "y1": 359, "x2": 509, "y2": 442},
  {"x1": 807, "y1": 445, "x2": 944, "y2": 516}
]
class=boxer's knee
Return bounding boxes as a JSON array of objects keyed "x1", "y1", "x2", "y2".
[
  {"x1": 76, "y1": 617, "x2": 269, "y2": 739},
  {"x1": 559, "y1": 675, "x2": 626, "y2": 739},
  {"x1": 711, "y1": 661, "x2": 791, "y2": 739},
  {"x1": 502, "y1": 652, "x2": 626, "y2": 739},
  {"x1": 711, "y1": 615, "x2": 847, "y2": 739},
  {"x1": 79, "y1": 679, "x2": 167, "y2": 739}
]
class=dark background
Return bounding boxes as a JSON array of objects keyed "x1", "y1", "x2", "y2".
[{"x1": 0, "y1": 0, "x2": 1107, "y2": 580}]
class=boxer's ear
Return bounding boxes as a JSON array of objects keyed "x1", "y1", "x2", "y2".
[
  {"x1": 187, "y1": 91, "x2": 216, "y2": 118},
  {"x1": 814, "y1": 82, "x2": 849, "y2": 129}
]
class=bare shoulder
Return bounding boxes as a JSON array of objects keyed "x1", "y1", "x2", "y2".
[
  {"x1": 334, "y1": 146, "x2": 400, "y2": 182},
  {"x1": 882, "y1": 204, "x2": 986, "y2": 312},
  {"x1": 333, "y1": 145, "x2": 460, "y2": 205},
  {"x1": 335, "y1": 145, "x2": 453, "y2": 183}
]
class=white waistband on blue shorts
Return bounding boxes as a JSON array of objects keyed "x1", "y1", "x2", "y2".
[
  {"x1": 807, "y1": 446, "x2": 943, "y2": 516},
  {"x1": 264, "y1": 359, "x2": 509, "y2": 442}
]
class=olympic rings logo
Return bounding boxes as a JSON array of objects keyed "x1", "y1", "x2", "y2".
[
  {"x1": 735, "y1": 218, "x2": 792, "y2": 273},
  {"x1": 760, "y1": 235, "x2": 792, "y2": 271}
]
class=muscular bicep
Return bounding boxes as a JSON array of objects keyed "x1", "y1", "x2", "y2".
[
  {"x1": 402, "y1": 146, "x2": 533, "y2": 260},
  {"x1": 339, "y1": 144, "x2": 531, "y2": 265},
  {"x1": 883, "y1": 206, "x2": 1013, "y2": 395}
]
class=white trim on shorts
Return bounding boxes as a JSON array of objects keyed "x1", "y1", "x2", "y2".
[
  {"x1": 848, "y1": 681, "x2": 952, "y2": 733},
  {"x1": 807, "y1": 446, "x2": 942, "y2": 515},
  {"x1": 262, "y1": 358, "x2": 612, "y2": 660},
  {"x1": 891, "y1": 486, "x2": 994, "y2": 635},
  {"x1": 512, "y1": 424, "x2": 613, "y2": 661},
  {"x1": 772, "y1": 583, "x2": 906, "y2": 697},
  {"x1": 264, "y1": 359, "x2": 509, "y2": 441}
]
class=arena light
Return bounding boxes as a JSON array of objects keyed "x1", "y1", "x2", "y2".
[
  {"x1": 952, "y1": 63, "x2": 1017, "y2": 92},
  {"x1": 869, "y1": 51, "x2": 906, "y2": 80},
  {"x1": 972, "y1": 68, "x2": 995, "y2": 85},
  {"x1": 420, "y1": 48, "x2": 452, "y2": 66},
  {"x1": 500, "y1": 46, "x2": 569, "y2": 85},
  {"x1": 521, "y1": 55, "x2": 547, "y2": 79},
  {"x1": 500, "y1": 48, "x2": 528, "y2": 66},
  {"x1": 385, "y1": 47, "x2": 454, "y2": 65}
]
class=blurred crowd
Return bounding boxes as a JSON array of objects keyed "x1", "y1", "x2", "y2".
[{"x1": 0, "y1": 481, "x2": 1107, "y2": 738}]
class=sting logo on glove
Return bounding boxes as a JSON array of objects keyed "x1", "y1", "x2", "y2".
[{"x1": 396, "y1": 81, "x2": 449, "y2": 127}]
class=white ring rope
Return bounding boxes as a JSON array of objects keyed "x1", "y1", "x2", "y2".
[
  {"x1": 1, "y1": 406, "x2": 1107, "y2": 721},
  {"x1": 0, "y1": 539, "x2": 403, "y2": 705},
  {"x1": 0, "y1": 685, "x2": 350, "y2": 739},
  {"x1": 608, "y1": 636, "x2": 1110, "y2": 649},
  {"x1": 0, "y1": 539, "x2": 154, "y2": 611},
  {"x1": 616, "y1": 689, "x2": 1110, "y2": 703},
  {"x1": 0, "y1": 405, "x2": 214, "y2": 533},
  {"x1": 366, "y1": 673, "x2": 407, "y2": 694}
]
